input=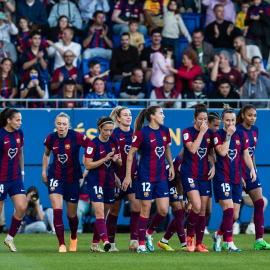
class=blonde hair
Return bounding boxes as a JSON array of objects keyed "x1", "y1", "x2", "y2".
[
  {"x1": 110, "y1": 106, "x2": 129, "y2": 128},
  {"x1": 55, "y1": 112, "x2": 70, "y2": 123}
]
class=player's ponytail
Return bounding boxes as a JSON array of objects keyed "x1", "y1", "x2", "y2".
[
  {"x1": 0, "y1": 108, "x2": 20, "y2": 128},
  {"x1": 194, "y1": 103, "x2": 207, "y2": 118},
  {"x1": 221, "y1": 103, "x2": 235, "y2": 119},
  {"x1": 236, "y1": 104, "x2": 257, "y2": 126},
  {"x1": 110, "y1": 106, "x2": 128, "y2": 128},
  {"x1": 208, "y1": 111, "x2": 221, "y2": 123}
]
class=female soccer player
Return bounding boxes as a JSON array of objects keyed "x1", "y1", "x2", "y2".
[
  {"x1": 107, "y1": 106, "x2": 141, "y2": 252},
  {"x1": 123, "y1": 106, "x2": 175, "y2": 253},
  {"x1": 212, "y1": 105, "x2": 256, "y2": 252},
  {"x1": 42, "y1": 112, "x2": 90, "y2": 252},
  {"x1": 236, "y1": 104, "x2": 270, "y2": 250},
  {"x1": 180, "y1": 104, "x2": 215, "y2": 252},
  {"x1": 0, "y1": 108, "x2": 25, "y2": 252},
  {"x1": 84, "y1": 117, "x2": 122, "y2": 252}
]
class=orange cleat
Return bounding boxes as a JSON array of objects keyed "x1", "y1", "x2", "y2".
[
  {"x1": 69, "y1": 237, "x2": 78, "y2": 252},
  {"x1": 186, "y1": 237, "x2": 195, "y2": 252},
  {"x1": 195, "y1": 244, "x2": 209, "y2": 252},
  {"x1": 59, "y1": 244, "x2": 67, "y2": 253}
]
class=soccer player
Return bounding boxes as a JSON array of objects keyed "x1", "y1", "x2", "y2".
[
  {"x1": 84, "y1": 117, "x2": 122, "y2": 252},
  {"x1": 0, "y1": 108, "x2": 25, "y2": 252},
  {"x1": 212, "y1": 104, "x2": 256, "y2": 252},
  {"x1": 107, "y1": 106, "x2": 141, "y2": 252},
  {"x1": 181, "y1": 104, "x2": 215, "y2": 252},
  {"x1": 123, "y1": 106, "x2": 175, "y2": 253},
  {"x1": 42, "y1": 112, "x2": 90, "y2": 252},
  {"x1": 236, "y1": 104, "x2": 270, "y2": 250}
]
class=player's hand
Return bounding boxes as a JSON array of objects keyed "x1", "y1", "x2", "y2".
[
  {"x1": 227, "y1": 23, "x2": 234, "y2": 36},
  {"x1": 115, "y1": 174, "x2": 121, "y2": 188},
  {"x1": 227, "y1": 125, "x2": 236, "y2": 135},
  {"x1": 250, "y1": 169, "x2": 257, "y2": 183},
  {"x1": 241, "y1": 178, "x2": 246, "y2": 189},
  {"x1": 104, "y1": 152, "x2": 114, "y2": 162},
  {"x1": 214, "y1": 24, "x2": 219, "y2": 38},
  {"x1": 185, "y1": 201, "x2": 192, "y2": 213},
  {"x1": 180, "y1": 200, "x2": 185, "y2": 210},
  {"x1": 122, "y1": 176, "x2": 132, "y2": 191},
  {"x1": 200, "y1": 121, "x2": 208, "y2": 135},
  {"x1": 112, "y1": 153, "x2": 120, "y2": 162},
  {"x1": 168, "y1": 166, "x2": 175, "y2": 181},
  {"x1": 208, "y1": 166, "x2": 215, "y2": 180},
  {"x1": 42, "y1": 174, "x2": 48, "y2": 186}
]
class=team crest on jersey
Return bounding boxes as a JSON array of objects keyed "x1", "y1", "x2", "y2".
[
  {"x1": 197, "y1": 147, "x2": 207, "y2": 160},
  {"x1": 65, "y1": 144, "x2": 70, "y2": 149},
  {"x1": 173, "y1": 194, "x2": 178, "y2": 199},
  {"x1": 58, "y1": 154, "x2": 68, "y2": 164},
  {"x1": 190, "y1": 183, "x2": 195, "y2": 188},
  {"x1": 8, "y1": 148, "x2": 18, "y2": 159},
  {"x1": 97, "y1": 194, "x2": 102, "y2": 199},
  {"x1": 248, "y1": 147, "x2": 255, "y2": 157},
  {"x1": 144, "y1": 192, "x2": 149, "y2": 197},
  {"x1": 50, "y1": 187, "x2": 55, "y2": 191},
  {"x1": 227, "y1": 149, "x2": 237, "y2": 162},
  {"x1": 225, "y1": 192, "x2": 229, "y2": 197},
  {"x1": 254, "y1": 137, "x2": 257, "y2": 142},
  {"x1": 235, "y1": 140, "x2": 240, "y2": 145},
  {"x1": 207, "y1": 138, "x2": 210, "y2": 143},
  {"x1": 115, "y1": 193, "x2": 120, "y2": 198},
  {"x1": 163, "y1": 136, "x2": 167, "y2": 141},
  {"x1": 16, "y1": 138, "x2": 20, "y2": 144},
  {"x1": 155, "y1": 146, "x2": 165, "y2": 159},
  {"x1": 124, "y1": 145, "x2": 131, "y2": 154}
]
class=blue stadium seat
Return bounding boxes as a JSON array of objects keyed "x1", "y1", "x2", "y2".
[
  {"x1": 106, "y1": 81, "x2": 113, "y2": 92},
  {"x1": 182, "y1": 13, "x2": 200, "y2": 35},
  {"x1": 114, "y1": 82, "x2": 121, "y2": 97},
  {"x1": 263, "y1": 59, "x2": 267, "y2": 70},
  {"x1": 144, "y1": 35, "x2": 152, "y2": 47},
  {"x1": 146, "y1": 82, "x2": 153, "y2": 98},
  {"x1": 113, "y1": 35, "x2": 121, "y2": 49},
  {"x1": 176, "y1": 37, "x2": 189, "y2": 67}
]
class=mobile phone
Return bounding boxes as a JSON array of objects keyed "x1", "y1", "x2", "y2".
[
  {"x1": 31, "y1": 75, "x2": 37, "y2": 80},
  {"x1": 0, "y1": 14, "x2": 6, "y2": 19}
]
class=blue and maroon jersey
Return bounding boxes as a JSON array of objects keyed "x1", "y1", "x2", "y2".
[
  {"x1": 213, "y1": 129, "x2": 249, "y2": 184},
  {"x1": 0, "y1": 75, "x2": 17, "y2": 99},
  {"x1": 131, "y1": 125, "x2": 171, "y2": 183},
  {"x1": 0, "y1": 128, "x2": 24, "y2": 182},
  {"x1": 166, "y1": 155, "x2": 183, "y2": 187},
  {"x1": 114, "y1": 0, "x2": 143, "y2": 21},
  {"x1": 44, "y1": 129, "x2": 90, "y2": 184},
  {"x1": 181, "y1": 126, "x2": 213, "y2": 181},
  {"x1": 85, "y1": 136, "x2": 120, "y2": 189},
  {"x1": 237, "y1": 124, "x2": 259, "y2": 180},
  {"x1": 111, "y1": 127, "x2": 136, "y2": 180}
]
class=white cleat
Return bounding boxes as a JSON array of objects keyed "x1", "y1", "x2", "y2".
[
  {"x1": 109, "y1": 243, "x2": 119, "y2": 252},
  {"x1": 245, "y1": 223, "x2": 255, "y2": 235},
  {"x1": 4, "y1": 239, "x2": 18, "y2": 252},
  {"x1": 90, "y1": 244, "x2": 105, "y2": 252}
]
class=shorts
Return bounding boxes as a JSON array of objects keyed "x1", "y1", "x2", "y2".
[
  {"x1": 244, "y1": 177, "x2": 262, "y2": 192},
  {"x1": 0, "y1": 178, "x2": 25, "y2": 201},
  {"x1": 213, "y1": 180, "x2": 242, "y2": 204},
  {"x1": 209, "y1": 179, "x2": 213, "y2": 198},
  {"x1": 168, "y1": 180, "x2": 180, "y2": 203},
  {"x1": 180, "y1": 174, "x2": 212, "y2": 197},
  {"x1": 88, "y1": 185, "x2": 115, "y2": 204},
  {"x1": 115, "y1": 179, "x2": 136, "y2": 201},
  {"x1": 136, "y1": 180, "x2": 169, "y2": 201},
  {"x1": 48, "y1": 178, "x2": 80, "y2": 203}
]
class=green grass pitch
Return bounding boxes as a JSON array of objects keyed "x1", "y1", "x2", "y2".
[{"x1": 0, "y1": 233, "x2": 270, "y2": 270}]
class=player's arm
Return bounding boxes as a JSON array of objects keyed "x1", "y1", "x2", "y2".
[
  {"x1": 165, "y1": 144, "x2": 175, "y2": 181},
  {"x1": 215, "y1": 126, "x2": 236, "y2": 157},
  {"x1": 84, "y1": 152, "x2": 114, "y2": 170},
  {"x1": 243, "y1": 149, "x2": 256, "y2": 182},
  {"x1": 42, "y1": 147, "x2": 51, "y2": 186},
  {"x1": 19, "y1": 146, "x2": 24, "y2": 181},
  {"x1": 253, "y1": 155, "x2": 257, "y2": 172}
]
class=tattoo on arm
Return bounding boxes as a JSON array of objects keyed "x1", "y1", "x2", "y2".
[{"x1": 225, "y1": 134, "x2": 231, "y2": 142}]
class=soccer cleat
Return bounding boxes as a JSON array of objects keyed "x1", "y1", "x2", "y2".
[
  {"x1": 137, "y1": 246, "x2": 149, "y2": 253},
  {"x1": 227, "y1": 244, "x2": 242, "y2": 252},
  {"x1": 90, "y1": 244, "x2": 105, "y2": 252},
  {"x1": 233, "y1": 222, "x2": 240, "y2": 235},
  {"x1": 59, "y1": 244, "x2": 67, "y2": 253},
  {"x1": 4, "y1": 239, "x2": 17, "y2": 252},
  {"x1": 186, "y1": 237, "x2": 195, "y2": 252},
  {"x1": 103, "y1": 241, "x2": 111, "y2": 252},
  {"x1": 245, "y1": 223, "x2": 255, "y2": 235},
  {"x1": 69, "y1": 237, "x2": 77, "y2": 252},
  {"x1": 221, "y1": 243, "x2": 228, "y2": 250},
  {"x1": 212, "y1": 232, "x2": 221, "y2": 252},
  {"x1": 254, "y1": 240, "x2": 270, "y2": 250},
  {"x1": 181, "y1": 245, "x2": 187, "y2": 251},
  {"x1": 129, "y1": 241, "x2": 139, "y2": 251},
  {"x1": 204, "y1": 228, "x2": 210, "y2": 235},
  {"x1": 158, "y1": 241, "x2": 175, "y2": 251},
  {"x1": 109, "y1": 243, "x2": 119, "y2": 252},
  {"x1": 145, "y1": 235, "x2": 154, "y2": 252},
  {"x1": 195, "y1": 244, "x2": 209, "y2": 252}
]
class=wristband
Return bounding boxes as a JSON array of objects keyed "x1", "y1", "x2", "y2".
[
  {"x1": 21, "y1": 171, "x2": 25, "y2": 175},
  {"x1": 179, "y1": 195, "x2": 183, "y2": 199}
]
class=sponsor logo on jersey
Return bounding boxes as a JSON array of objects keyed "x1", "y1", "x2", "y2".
[
  {"x1": 236, "y1": 140, "x2": 240, "y2": 145},
  {"x1": 97, "y1": 194, "x2": 102, "y2": 199},
  {"x1": 144, "y1": 192, "x2": 149, "y2": 197},
  {"x1": 163, "y1": 136, "x2": 167, "y2": 141},
  {"x1": 50, "y1": 187, "x2": 55, "y2": 191},
  {"x1": 65, "y1": 144, "x2": 71, "y2": 149},
  {"x1": 225, "y1": 191, "x2": 229, "y2": 197},
  {"x1": 16, "y1": 138, "x2": 20, "y2": 144},
  {"x1": 155, "y1": 146, "x2": 165, "y2": 159}
]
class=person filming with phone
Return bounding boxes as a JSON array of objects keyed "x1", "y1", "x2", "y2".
[{"x1": 0, "y1": 8, "x2": 18, "y2": 43}]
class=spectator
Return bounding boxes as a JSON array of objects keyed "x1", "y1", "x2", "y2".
[
  {"x1": 203, "y1": 0, "x2": 236, "y2": 26},
  {"x1": 50, "y1": 50, "x2": 83, "y2": 97},
  {"x1": 16, "y1": 16, "x2": 31, "y2": 54},
  {"x1": 119, "y1": 68, "x2": 146, "y2": 105},
  {"x1": 235, "y1": 1, "x2": 250, "y2": 36},
  {"x1": 242, "y1": 64, "x2": 270, "y2": 108},
  {"x1": 112, "y1": 0, "x2": 147, "y2": 36},
  {"x1": 110, "y1": 32, "x2": 140, "y2": 82},
  {"x1": 210, "y1": 51, "x2": 243, "y2": 94},
  {"x1": 0, "y1": 40, "x2": 16, "y2": 63},
  {"x1": 0, "y1": 203, "x2": 8, "y2": 233},
  {"x1": 150, "y1": 75, "x2": 182, "y2": 108},
  {"x1": 208, "y1": 78, "x2": 240, "y2": 108},
  {"x1": 0, "y1": 9, "x2": 18, "y2": 43},
  {"x1": 182, "y1": 75, "x2": 207, "y2": 108},
  {"x1": 204, "y1": 4, "x2": 242, "y2": 51},
  {"x1": 17, "y1": 0, "x2": 47, "y2": 26},
  {"x1": 82, "y1": 10, "x2": 113, "y2": 60},
  {"x1": 167, "y1": 49, "x2": 202, "y2": 93},
  {"x1": 82, "y1": 78, "x2": 117, "y2": 108},
  {"x1": 179, "y1": 0, "x2": 199, "y2": 13},
  {"x1": 47, "y1": 27, "x2": 81, "y2": 71},
  {"x1": 48, "y1": 0, "x2": 82, "y2": 30},
  {"x1": 150, "y1": 45, "x2": 173, "y2": 88},
  {"x1": 59, "y1": 77, "x2": 80, "y2": 108},
  {"x1": 0, "y1": 0, "x2": 15, "y2": 24},
  {"x1": 252, "y1": 56, "x2": 269, "y2": 78},
  {"x1": 233, "y1": 36, "x2": 263, "y2": 73},
  {"x1": 128, "y1": 18, "x2": 145, "y2": 55}
]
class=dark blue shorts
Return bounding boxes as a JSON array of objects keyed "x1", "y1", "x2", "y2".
[
  {"x1": 245, "y1": 177, "x2": 262, "y2": 192},
  {"x1": 115, "y1": 179, "x2": 136, "y2": 201},
  {"x1": 168, "y1": 180, "x2": 180, "y2": 202},
  {"x1": 0, "y1": 178, "x2": 25, "y2": 201},
  {"x1": 48, "y1": 178, "x2": 80, "y2": 203},
  {"x1": 136, "y1": 180, "x2": 169, "y2": 200},
  {"x1": 88, "y1": 185, "x2": 115, "y2": 204}
]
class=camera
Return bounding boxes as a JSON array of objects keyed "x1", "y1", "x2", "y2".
[{"x1": 31, "y1": 193, "x2": 39, "y2": 201}]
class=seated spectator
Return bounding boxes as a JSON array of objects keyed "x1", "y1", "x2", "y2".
[
  {"x1": 182, "y1": 75, "x2": 207, "y2": 108},
  {"x1": 48, "y1": 0, "x2": 82, "y2": 30},
  {"x1": 233, "y1": 36, "x2": 263, "y2": 74},
  {"x1": 210, "y1": 51, "x2": 243, "y2": 94},
  {"x1": 252, "y1": 56, "x2": 269, "y2": 78},
  {"x1": 119, "y1": 68, "x2": 146, "y2": 105},
  {"x1": 128, "y1": 18, "x2": 145, "y2": 55},
  {"x1": 16, "y1": 16, "x2": 31, "y2": 54},
  {"x1": 208, "y1": 78, "x2": 240, "y2": 108},
  {"x1": 167, "y1": 49, "x2": 202, "y2": 93},
  {"x1": 0, "y1": 9, "x2": 18, "y2": 43},
  {"x1": 150, "y1": 75, "x2": 181, "y2": 108},
  {"x1": 82, "y1": 10, "x2": 113, "y2": 60},
  {"x1": 150, "y1": 45, "x2": 173, "y2": 88},
  {"x1": 0, "y1": 58, "x2": 17, "y2": 108},
  {"x1": 0, "y1": 40, "x2": 17, "y2": 63},
  {"x1": 242, "y1": 64, "x2": 270, "y2": 108},
  {"x1": 16, "y1": 0, "x2": 47, "y2": 27},
  {"x1": 203, "y1": 0, "x2": 236, "y2": 26},
  {"x1": 82, "y1": 78, "x2": 117, "y2": 108},
  {"x1": 204, "y1": 4, "x2": 242, "y2": 51},
  {"x1": 110, "y1": 32, "x2": 141, "y2": 82},
  {"x1": 47, "y1": 27, "x2": 81, "y2": 71},
  {"x1": 179, "y1": 0, "x2": 199, "y2": 13},
  {"x1": 20, "y1": 66, "x2": 46, "y2": 108},
  {"x1": 50, "y1": 50, "x2": 83, "y2": 97},
  {"x1": 59, "y1": 77, "x2": 80, "y2": 108},
  {"x1": 0, "y1": 0, "x2": 15, "y2": 24},
  {"x1": 112, "y1": 0, "x2": 147, "y2": 36},
  {"x1": 235, "y1": 1, "x2": 249, "y2": 36}
]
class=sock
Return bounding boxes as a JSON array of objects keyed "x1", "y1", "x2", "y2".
[
  {"x1": 163, "y1": 217, "x2": 175, "y2": 241},
  {"x1": 95, "y1": 219, "x2": 108, "y2": 243},
  {"x1": 161, "y1": 237, "x2": 168, "y2": 243},
  {"x1": 147, "y1": 212, "x2": 165, "y2": 235},
  {"x1": 106, "y1": 213, "x2": 118, "y2": 244},
  {"x1": 174, "y1": 209, "x2": 186, "y2": 244},
  {"x1": 186, "y1": 210, "x2": 199, "y2": 238},
  {"x1": 256, "y1": 238, "x2": 263, "y2": 243},
  {"x1": 130, "y1": 211, "x2": 140, "y2": 241},
  {"x1": 53, "y1": 209, "x2": 65, "y2": 246},
  {"x1": 93, "y1": 223, "x2": 100, "y2": 244},
  {"x1": 68, "y1": 215, "x2": 79, "y2": 240},
  {"x1": 138, "y1": 216, "x2": 148, "y2": 245},
  {"x1": 8, "y1": 215, "x2": 22, "y2": 238},
  {"x1": 254, "y1": 199, "x2": 265, "y2": 240},
  {"x1": 195, "y1": 216, "x2": 206, "y2": 246},
  {"x1": 222, "y1": 208, "x2": 234, "y2": 243}
]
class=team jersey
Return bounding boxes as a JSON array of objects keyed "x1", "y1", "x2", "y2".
[
  {"x1": 0, "y1": 127, "x2": 24, "y2": 182},
  {"x1": 44, "y1": 129, "x2": 90, "y2": 184},
  {"x1": 85, "y1": 136, "x2": 120, "y2": 189},
  {"x1": 131, "y1": 125, "x2": 171, "y2": 183},
  {"x1": 213, "y1": 129, "x2": 249, "y2": 184},
  {"x1": 237, "y1": 124, "x2": 259, "y2": 180},
  {"x1": 166, "y1": 154, "x2": 183, "y2": 185},
  {"x1": 111, "y1": 127, "x2": 136, "y2": 180},
  {"x1": 181, "y1": 126, "x2": 213, "y2": 180}
]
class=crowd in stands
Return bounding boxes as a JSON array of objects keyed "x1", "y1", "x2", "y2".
[{"x1": 0, "y1": 0, "x2": 270, "y2": 109}]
